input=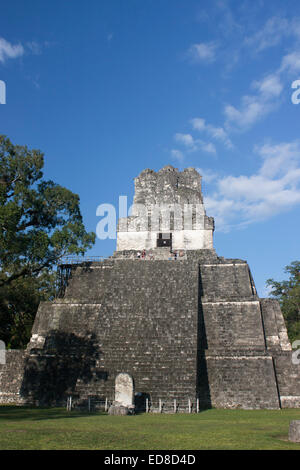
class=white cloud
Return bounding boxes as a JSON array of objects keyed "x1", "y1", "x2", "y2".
[
  {"x1": 196, "y1": 167, "x2": 219, "y2": 183},
  {"x1": 201, "y1": 141, "x2": 217, "y2": 155},
  {"x1": 279, "y1": 51, "x2": 300, "y2": 75},
  {"x1": 26, "y1": 41, "x2": 42, "y2": 55},
  {"x1": 174, "y1": 132, "x2": 216, "y2": 156},
  {"x1": 252, "y1": 74, "x2": 283, "y2": 98},
  {"x1": 174, "y1": 133, "x2": 195, "y2": 148},
  {"x1": 203, "y1": 141, "x2": 300, "y2": 231},
  {"x1": 224, "y1": 96, "x2": 272, "y2": 130},
  {"x1": 257, "y1": 141, "x2": 300, "y2": 178},
  {"x1": 0, "y1": 37, "x2": 24, "y2": 63},
  {"x1": 224, "y1": 71, "x2": 285, "y2": 131},
  {"x1": 171, "y1": 149, "x2": 184, "y2": 162},
  {"x1": 224, "y1": 47, "x2": 300, "y2": 132},
  {"x1": 191, "y1": 117, "x2": 233, "y2": 149},
  {"x1": 244, "y1": 17, "x2": 290, "y2": 52},
  {"x1": 190, "y1": 118, "x2": 206, "y2": 131},
  {"x1": 187, "y1": 42, "x2": 217, "y2": 63},
  {"x1": 220, "y1": 15, "x2": 300, "y2": 132},
  {"x1": 244, "y1": 16, "x2": 300, "y2": 54}
]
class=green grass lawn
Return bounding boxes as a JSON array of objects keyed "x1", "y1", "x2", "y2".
[{"x1": 0, "y1": 406, "x2": 300, "y2": 450}]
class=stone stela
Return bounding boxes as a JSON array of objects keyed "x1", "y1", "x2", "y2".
[
  {"x1": 0, "y1": 165, "x2": 299, "y2": 413},
  {"x1": 107, "y1": 373, "x2": 135, "y2": 415},
  {"x1": 114, "y1": 373, "x2": 134, "y2": 407}
]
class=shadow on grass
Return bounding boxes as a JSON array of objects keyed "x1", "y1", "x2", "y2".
[{"x1": 0, "y1": 406, "x2": 106, "y2": 422}]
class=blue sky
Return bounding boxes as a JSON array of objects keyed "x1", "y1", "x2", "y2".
[{"x1": 1, "y1": 0, "x2": 300, "y2": 295}]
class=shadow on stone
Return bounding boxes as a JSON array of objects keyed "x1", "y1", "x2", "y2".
[
  {"x1": 134, "y1": 392, "x2": 151, "y2": 413},
  {"x1": 196, "y1": 272, "x2": 212, "y2": 410},
  {"x1": 20, "y1": 330, "x2": 107, "y2": 406}
]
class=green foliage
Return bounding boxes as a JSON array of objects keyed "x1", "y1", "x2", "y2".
[
  {"x1": 266, "y1": 261, "x2": 300, "y2": 343},
  {"x1": 0, "y1": 135, "x2": 95, "y2": 347},
  {"x1": 0, "y1": 270, "x2": 57, "y2": 348}
]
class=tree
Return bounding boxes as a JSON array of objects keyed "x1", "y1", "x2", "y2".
[
  {"x1": 0, "y1": 270, "x2": 56, "y2": 348},
  {"x1": 0, "y1": 135, "x2": 95, "y2": 346},
  {"x1": 266, "y1": 261, "x2": 300, "y2": 344}
]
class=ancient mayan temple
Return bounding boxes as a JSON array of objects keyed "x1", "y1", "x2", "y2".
[{"x1": 0, "y1": 165, "x2": 299, "y2": 410}]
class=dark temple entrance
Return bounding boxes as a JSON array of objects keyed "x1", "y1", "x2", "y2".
[{"x1": 157, "y1": 233, "x2": 172, "y2": 248}]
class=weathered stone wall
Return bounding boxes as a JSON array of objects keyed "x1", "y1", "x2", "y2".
[
  {"x1": 199, "y1": 263, "x2": 256, "y2": 302},
  {"x1": 258, "y1": 299, "x2": 300, "y2": 408},
  {"x1": 200, "y1": 354, "x2": 279, "y2": 409},
  {"x1": 196, "y1": 255, "x2": 282, "y2": 409},
  {"x1": 0, "y1": 350, "x2": 27, "y2": 404},
  {"x1": 117, "y1": 166, "x2": 214, "y2": 251},
  {"x1": 1, "y1": 253, "x2": 299, "y2": 410},
  {"x1": 201, "y1": 301, "x2": 265, "y2": 351},
  {"x1": 22, "y1": 259, "x2": 199, "y2": 406},
  {"x1": 273, "y1": 352, "x2": 300, "y2": 408},
  {"x1": 260, "y1": 299, "x2": 291, "y2": 351},
  {"x1": 133, "y1": 166, "x2": 203, "y2": 206}
]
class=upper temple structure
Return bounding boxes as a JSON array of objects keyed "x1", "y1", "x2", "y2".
[
  {"x1": 117, "y1": 166, "x2": 214, "y2": 252},
  {"x1": 0, "y1": 166, "x2": 299, "y2": 411}
]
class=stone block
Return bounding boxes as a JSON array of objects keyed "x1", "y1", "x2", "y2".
[
  {"x1": 289, "y1": 420, "x2": 300, "y2": 442},
  {"x1": 108, "y1": 405, "x2": 134, "y2": 415}
]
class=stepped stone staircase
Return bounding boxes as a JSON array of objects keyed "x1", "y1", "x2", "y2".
[{"x1": 0, "y1": 249, "x2": 298, "y2": 409}]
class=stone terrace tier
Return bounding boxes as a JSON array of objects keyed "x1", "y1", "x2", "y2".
[{"x1": 1, "y1": 248, "x2": 298, "y2": 410}]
